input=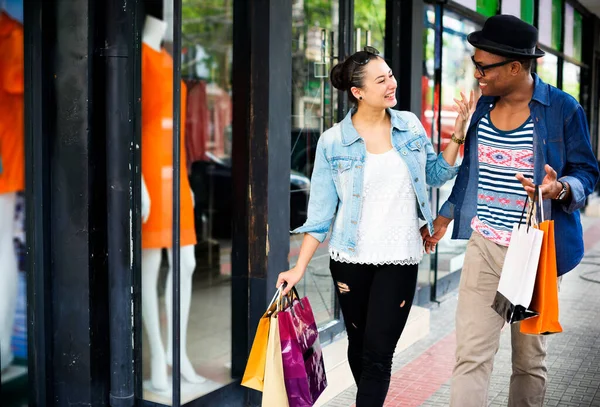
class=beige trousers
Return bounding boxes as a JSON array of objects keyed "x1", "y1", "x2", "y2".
[{"x1": 450, "y1": 232, "x2": 547, "y2": 407}]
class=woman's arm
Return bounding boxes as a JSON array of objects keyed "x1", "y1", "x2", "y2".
[
  {"x1": 277, "y1": 233, "x2": 320, "y2": 295},
  {"x1": 280, "y1": 135, "x2": 339, "y2": 294},
  {"x1": 423, "y1": 90, "x2": 475, "y2": 187},
  {"x1": 442, "y1": 90, "x2": 475, "y2": 166}
]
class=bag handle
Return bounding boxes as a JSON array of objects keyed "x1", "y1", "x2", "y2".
[
  {"x1": 518, "y1": 185, "x2": 541, "y2": 232},
  {"x1": 537, "y1": 184, "x2": 544, "y2": 222},
  {"x1": 277, "y1": 283, "x2": 305, "y2": 313},
  {"x1": 517, "y1": 194, "x2": 529, "y2": 227}
]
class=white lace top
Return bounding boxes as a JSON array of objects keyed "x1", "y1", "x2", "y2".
[{"x1": 330, "y1": 149, "x2": 424, "y2": 265}]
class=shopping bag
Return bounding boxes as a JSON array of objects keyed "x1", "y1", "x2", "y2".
[
  {"x1": 492, "y1": 186, "x2": 544, "y2": 323},
  {"x1": 262, "y1": 313, "x2": 290, "y2": 407},
  {"x1": 241, "y1": 289, "x2": 281, "y2": 391},
  {"x1": 520, "y1": 217, "x2": 563, "y2": 335},
  {"x1": 278, "y1": 288, "x2": 327, "y2": 407}
]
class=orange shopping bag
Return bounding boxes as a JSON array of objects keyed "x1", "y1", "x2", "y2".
[
  {"x1": 241, "y1": 289, "x2": 280, "y2": 391},
  {"x1": 520, "y1": 219, "x2": 563, "y2": 335}
]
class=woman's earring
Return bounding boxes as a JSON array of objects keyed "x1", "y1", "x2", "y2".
[{"x1": 359, "y1": 96, "x2": 363, "y2": 100}]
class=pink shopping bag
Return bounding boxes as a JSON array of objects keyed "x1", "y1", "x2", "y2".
[{"x1": 278, "y1": 288, "x2": 327, "y2": 407}]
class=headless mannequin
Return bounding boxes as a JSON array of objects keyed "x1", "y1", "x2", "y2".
[
  {"x1": 0, "y1": 9, "x2": 21, "y2": 372},
  {"x1": 141, "y1": 15, "x2": 205, "y2": 392}
]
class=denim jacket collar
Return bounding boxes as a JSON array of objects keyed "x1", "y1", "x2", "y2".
[
  {"x1": 531, "y1": 73, "x2": 550, "y2": 107},
  {"x1": 340, "y1": 108, "x2": 408, "y2": 146}
]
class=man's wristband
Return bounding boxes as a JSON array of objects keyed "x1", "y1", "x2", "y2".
[{"x1": 554, "y1": 180, "x2": 568, "y2": 201}]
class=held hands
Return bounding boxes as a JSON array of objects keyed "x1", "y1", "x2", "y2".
[
  {"x1": 515, "y1": 164, "x2": 563, "y2": 200},
  {"x1": 452, "y1": 90, "x2": 476, "y2": 140},
  {"x1": 276, "y1": 267, "x2": 306, "y2": 296},
  {"x1": 420, "y1": 216, "x2": 451, "y2": 254}
]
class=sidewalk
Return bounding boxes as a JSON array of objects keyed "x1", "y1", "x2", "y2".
[{"x1": 322, "y1": 214, "x2": 600, "y2": 407}]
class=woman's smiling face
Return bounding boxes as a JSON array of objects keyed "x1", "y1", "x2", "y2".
[{"x1": 351, "y1": 57, "x2": 397, "y2": 109}]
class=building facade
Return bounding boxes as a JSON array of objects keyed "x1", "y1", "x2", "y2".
[{"x1": 1, "y1": 0, "x2": 599, "y2": 406}]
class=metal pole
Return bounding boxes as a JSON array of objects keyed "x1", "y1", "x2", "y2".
[
  {"x1": 355, "y1": 27, "x2": 362, "y2": 52},
  {"x1": 320, "y1": 29, "x2": 326, "y2": 135},
  {"x1": 104, "y1": 0, "x2": 135, "y2": 405},
  {"x1": 430, "y1": 2, "x2": 444, "y2": 303},
  {"x1": 172, "y1": 0, "x2": 183, "y2": 404}
]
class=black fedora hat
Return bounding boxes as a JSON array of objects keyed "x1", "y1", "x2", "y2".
[{"x1": 468, "y1": 14, "x2": 545, "y2": 59}]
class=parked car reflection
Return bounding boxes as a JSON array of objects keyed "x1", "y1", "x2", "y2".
[{"x1": 189, "y1": 152, "x2": 310, "y2": 240}]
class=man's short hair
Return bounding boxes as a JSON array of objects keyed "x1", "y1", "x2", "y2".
[{"x1": 519, "y1": 59, "x2": 533, "y2": 72}]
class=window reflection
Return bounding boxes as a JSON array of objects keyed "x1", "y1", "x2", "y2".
[
  {"x1": 536, "y1": 53, "x2": 558, "y2": 87},
  {"x1": 141, "y1": 1, "x2": 234, "y2": 403},
  {"x1": 427, "y1": 9, "x2": 480, "y2": 291},
  {"x1": 563, "y1": 62, "x2": 580, "y2": 101},
  {"x1": 289, "y1": 0, "x2": 341, "y2": 327}
]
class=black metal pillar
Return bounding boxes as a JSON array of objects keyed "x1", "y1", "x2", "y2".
[
  {"x1": 231, "y1": 0, "x2": 292, "y2": 405},
  {"x1": 25, "y1": 0, "x2": 52, "y2": 404},
  {"x1": 385, "y1": 0, "x2": 424, "y2": 116},
  {"x1": 25, "y1": 0, "x2": 112, "y2": 405},
  {"x1": 102, "y1": 0, "x2": 137, "y2": 405},
  {"x1": 337, "y1": 0, "x2": 354, "y2": 121}
]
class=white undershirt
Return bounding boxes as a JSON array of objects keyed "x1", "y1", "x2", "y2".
[{"x1": 330, "y1": 149, "x2": 423, "y2": 265}]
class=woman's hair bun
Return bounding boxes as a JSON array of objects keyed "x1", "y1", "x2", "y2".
[{"x1": 330, "y1": 62, "x2": 348, "y2": 91}]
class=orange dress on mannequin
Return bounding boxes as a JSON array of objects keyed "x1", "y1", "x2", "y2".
[
  {"x1": 141, "y1": 43, "x2": 196, "y2": 249},
  {"x1": 0, "y1": 12, "x2": 24, "y2": 194}
]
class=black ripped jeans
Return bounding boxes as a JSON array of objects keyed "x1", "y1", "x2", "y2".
[{"x1": 330, "y1": 259, "x2": 419, "y2": 407}]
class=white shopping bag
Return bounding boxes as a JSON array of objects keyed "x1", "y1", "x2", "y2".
[{"x1": 492, "y1": 186, "x2": 545, "y2": 323}]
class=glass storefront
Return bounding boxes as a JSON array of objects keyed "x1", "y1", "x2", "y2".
[
  {"x1": 6, "y1": 1, "x2": 600, "y2": 406},
  {"x1": 0, "y1": 1, "x2": 28, "y2": 406},
  {"x1": 563, "y1": 61, "x2": 581, "y2": 101},
  {"x1": 435, "y1": 10, "x2": 479, "y2": 288},
  {"x1": 537, "y1": 52, "x2": 559, "y2": 87},
  {"x1": 422, "y1": 4, "x2": 480, "y2": 299},
  {"x1": 140, "y1": 1, "x2": 234, "y2": 404},
  {"x1": 354, "y1": 0, "x2": 385, "y2": 52},
  {"x1": 289, "y1": 0, "x2": 340, "y2": 329}
]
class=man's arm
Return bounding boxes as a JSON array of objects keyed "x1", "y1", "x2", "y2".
[{"x1": 560, "y1": 105, "x2": 600, "y2": 213}]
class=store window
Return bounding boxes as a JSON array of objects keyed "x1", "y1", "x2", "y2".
[
  {"x1": 537, "y1": 53, "x2": 558, "y2": 87},
  {"x1": 424, "y1": 7, "x2": 480, "y2": 296},
  {"x1": 563, "y1": 62, "x2": 580, "y2": 101},
  {"x1": 354, "y1": 0, "x2": 385, "y2": 52},
  {"x1": 453, "y1": 0, "x2": 498, "y2": 18},
  {"x1": 140, "y1": 1, "x2": 234, "y2": 404},
  {"x1": 0, "y1": 1, "x2": 28, "y2": 406},
  {"x1": 501, "y1": 0, "x2": 534, "y2": 24},
  {"x1": 289, "y1": 0, "x2": 340, "y2": 328}
]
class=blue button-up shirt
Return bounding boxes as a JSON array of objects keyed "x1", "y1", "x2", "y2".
[
  {"x1": 292, "y1": 108, "x2": 459, "y2": 256},
  {"x1": 440, "y1": 74, "x2": 600, "y2": 275}
]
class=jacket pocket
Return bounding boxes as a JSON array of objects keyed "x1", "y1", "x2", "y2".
[{"x1": 331, "y1": 159, "x2": 353, "y2": 194}]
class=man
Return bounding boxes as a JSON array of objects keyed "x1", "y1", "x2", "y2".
[{"x1": 422, "y1": 15, "x2": 600, "y2": 407}]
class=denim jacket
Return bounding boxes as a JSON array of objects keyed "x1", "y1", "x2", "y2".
[
  {"x1": 292, "y1": 108, "x2": 460, "y2": 255},
  {"x1": 439, "y1": 74, "x2": 600, "y2": 276}
]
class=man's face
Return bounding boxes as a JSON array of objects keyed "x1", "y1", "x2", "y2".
[{"x1": 472, "y1": 49, "x2": 518, "y2": 97}]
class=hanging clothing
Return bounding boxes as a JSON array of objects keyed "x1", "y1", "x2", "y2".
[
  {"x1": 184, "y1": 79, "x2": 209, "y2": 168},
  {"x1": 141, "y1": 43, "x2": 196, "y2": 249},
  {"x1": 0, "y1": 12, "x2": 24, "y2": 194}
]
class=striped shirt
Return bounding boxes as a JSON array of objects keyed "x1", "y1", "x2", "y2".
[{"x1": 470, "y1": 113, "x2": 534, "y2": 246}]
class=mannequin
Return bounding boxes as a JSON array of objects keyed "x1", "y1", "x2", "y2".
[
  {"x1": 0, "y1": 8, "x2": 23, "y2": 372},
  {"x1": 141, "y1": 15, "x2": 205, "y2": 391}
]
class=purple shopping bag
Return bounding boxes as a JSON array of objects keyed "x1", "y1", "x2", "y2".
[{"x1": 278, "y1": 290, "x2": 327, "y2": 407}]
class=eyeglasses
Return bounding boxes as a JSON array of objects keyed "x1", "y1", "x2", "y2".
[
  {"x1": 471, "y1": 55, "x2": 517, "y2": 77},
  {"x1": 351, "y1": 46, "x2": 380, "y2": 65}
]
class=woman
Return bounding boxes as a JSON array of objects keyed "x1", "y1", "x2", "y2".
[{"x1": 277, "y1": 47, "x2": 473, "y2": 406}]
